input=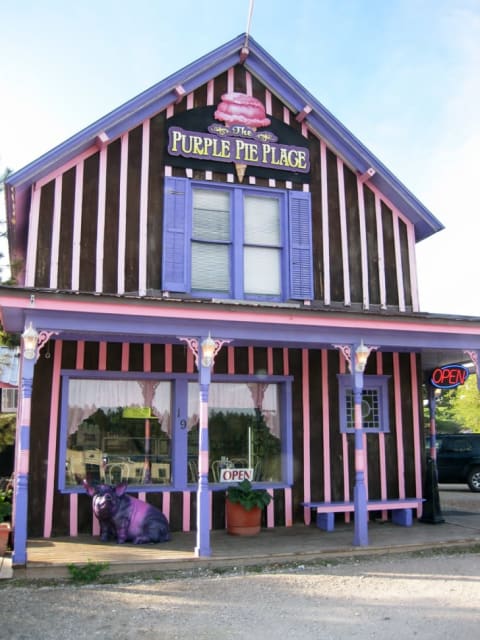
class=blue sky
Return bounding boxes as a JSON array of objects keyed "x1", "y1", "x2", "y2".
[{"x1": 1, "y1": 0, "x2": 479, "y2": 315}]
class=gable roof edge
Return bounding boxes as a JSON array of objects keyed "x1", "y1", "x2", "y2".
[
  {"x1": 5, "y1": 33, "x2": 444, "y2": 243},
  {"x1": 243, "y1": 38, "x2": 444, "y2": 241}
]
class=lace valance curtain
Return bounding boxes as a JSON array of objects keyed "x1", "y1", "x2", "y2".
[
  {"x1": 68, "y1": 379, "x2": 171, "y2": 435},
  {"x1": 188, "y1": 382, "x2": 280, "y2": 436}
]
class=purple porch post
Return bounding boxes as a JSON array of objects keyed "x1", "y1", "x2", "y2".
[
  {"x1": 179, "y1": 335, "x2": 231, "y2": 558},
  {"x1": 196, "y1": 360, "x2": 212, "y2": 557},
  {"x1": 352, "y1": 369, "x2": 368, "y2": 546},
  {"x1": 334, "y1": 341, "x2": 376, "y2": 546},
  {"x1": 12, "y1": 357, "x2": 35, "y2": 565},
  {"x1": 419, "y1": 386, "x2": 444, "y2": 524},
  {"x1": 428, "y1": 388, "x2": 438, "y2": 460}
]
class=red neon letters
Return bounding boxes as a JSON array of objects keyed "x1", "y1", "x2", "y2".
[{"x1": 430, "y1": 364, "x2": 469, "y2": 389}]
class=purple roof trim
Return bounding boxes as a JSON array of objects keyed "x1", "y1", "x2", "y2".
[
  {"x1": 3, "y1": 306, "x2": 480, "y2": 353},
  {"x1": 242, "y1": 42, "x2": 443, "y2": 241},
  {"x1": 5, "y1": 33, "x2": 443, "y2": 244}
]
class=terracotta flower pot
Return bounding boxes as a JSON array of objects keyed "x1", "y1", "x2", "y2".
[
  {"x1": 226, "y1": 499, "x2": 262, "y2": 536},
  {"x1": 0, "y1": 523, "x2": 11, "y2": 555}
]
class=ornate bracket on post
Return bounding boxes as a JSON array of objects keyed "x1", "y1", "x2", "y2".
[
  {"x1": 178, "y1": 337, "x2": 200, "y2": 366},
  {"x1": 332, "y1": 342, "x2": 379, "y2": 373},
  {"x1": 36, "y1": 330, "x2": 59, "y2": 362},
  {"x1": 333, "y1": 344, "x2": 352, "y2": 371},
  {"x1": 178, "y1": 335, "x2": 231, "y2": 370}
]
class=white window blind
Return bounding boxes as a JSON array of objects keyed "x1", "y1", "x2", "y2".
[
  {"x1": 244, "y1": 247, "x2": 281, "y2": 294},
  {"x1": 192, "y1": 189, "x2": 231, "y2": 292},
  {"x1": 190, "y1": 187, "x2": 283, "y2": 297},
  {"x1": 244, "y1": 195, "x2": 281, "y2": 295},
  {"x1": 244, "y1": 195, "x2": 280, "y2": 245},
  {"x1": 193, "y1": 190, "x2": 230, "y2": 241},
  {"x1": 192, "y1": 243, "x2": 230, "y2": 292}
]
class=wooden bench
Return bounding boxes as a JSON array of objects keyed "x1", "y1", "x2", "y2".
[{"x1": 302, "y1": 499, "x2": 424, "y2": 532}]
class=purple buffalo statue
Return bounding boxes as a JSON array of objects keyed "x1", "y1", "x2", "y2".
[{"x1": 84, "y1": 481, "x2": 171, "y2": 544}]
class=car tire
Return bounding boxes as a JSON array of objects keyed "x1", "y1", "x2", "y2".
[{"x1": 467, "y1": 467, "x2": 480, "y2": 492}]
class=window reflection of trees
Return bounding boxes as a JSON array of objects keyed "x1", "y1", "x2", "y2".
[
  {"x1": 187, "y1": 382, "x2": 282, "y2": 483},
  {"x1": 65, "y1": 380, "x2": 171, "y2": 487}
]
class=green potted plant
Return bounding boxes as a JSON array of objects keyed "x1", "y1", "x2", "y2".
[
  {"x1": 225, "y1": 479, "x2": 272, "y2": 536},
  {"x1": 0, "y1": 486, "x2": 12, "y2": 554}
]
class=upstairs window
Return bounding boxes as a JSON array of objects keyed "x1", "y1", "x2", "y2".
[{"x1": 162, "y1": 177, "x2": 313, "y2": 302}]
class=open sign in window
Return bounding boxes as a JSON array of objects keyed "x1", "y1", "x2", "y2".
[{"x1": 219, "y1": 467, "x2": 254, "y2": 483}]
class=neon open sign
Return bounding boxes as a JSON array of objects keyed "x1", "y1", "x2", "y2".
[{"x1": 430, "y1": 364, "x2": 469, "y2": 389}]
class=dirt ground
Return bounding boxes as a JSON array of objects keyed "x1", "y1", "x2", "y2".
[{"x1": 1, "y1": 548, "x2": 480, "y2": 639}]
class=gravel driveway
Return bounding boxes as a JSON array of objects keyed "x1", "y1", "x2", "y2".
[{"x1": 1, "y1": 549, "x2": 479, "y2": 639}]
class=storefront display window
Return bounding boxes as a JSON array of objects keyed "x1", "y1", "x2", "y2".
[
  {"x1": 187, "y1": 381, "x2": 285, "y2": 483},
  {"x1": 59, "y1": 374, "x2": 292, "y2": 492},
  {"x1": 61, "y1": 378, "x2": 172, "y2": 489}
]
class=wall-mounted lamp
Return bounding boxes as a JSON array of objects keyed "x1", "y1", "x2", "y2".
[
  {"x1": 200, "y1": 333, "x2": 216, "y2": 368},
  {"x1": 22, "y1": 322, "x2": 39, "y2": 360},
  {"x1": 354, "y1": 340, "x2": 370, "y2": 373}
]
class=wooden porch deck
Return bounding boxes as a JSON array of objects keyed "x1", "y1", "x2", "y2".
[
  {"x1": 8, "y1": 510, "x2": 480, "y2": 581},
  {"x1": 14, "y1": 525, "x2": 331, "y2": 579}
]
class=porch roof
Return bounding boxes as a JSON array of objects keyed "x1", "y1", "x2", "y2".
[{"x1": 0, "y1": 287, "x2": 478, "y2": 373}]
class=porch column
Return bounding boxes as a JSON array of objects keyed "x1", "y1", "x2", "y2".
[
  {"x1": 420, "y1": 385, "x2": 444, "y2": 524},
  {"x1": 196, "y1": 358, "x2": 212, "y2": 557},
  {"x1": 335, "y1": 340, "x2": 377, "y2": 547},
  {"x1": 12, "y1": 357, "x2": 35, "y2": 565},
  {"x1": 179, "y1": 334, "x2": 230, "y2": 558},
  {"x1": 428, "y1": 387, "x2": 439, "y2": 461},
  {"x1": 352, "y1": 362, "x2": 368, "y2": 546}
]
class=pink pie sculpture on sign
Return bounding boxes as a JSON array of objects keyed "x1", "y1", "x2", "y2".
[
  {"x1": 214, "y1": 92, "x2": 271, "y2": 181},
  {"x1": 214, "y1": 92, "x2": 271, "y2": 128}
]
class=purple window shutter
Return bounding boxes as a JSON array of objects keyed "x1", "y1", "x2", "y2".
[
  {"x1": 289, "y1": 190, "x2": 313, "y2": 300},
  {"x1": 162, "y1": 176, "x2": 189, "y2": 292}
]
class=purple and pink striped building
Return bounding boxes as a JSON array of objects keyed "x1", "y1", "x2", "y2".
[{"x1": 2, "y1": 34, "x2": 479, "y2": 564}]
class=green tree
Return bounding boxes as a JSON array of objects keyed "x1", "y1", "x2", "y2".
[
  {"x1": 423, "y1": 374, "x2": 480, "y2": 434},
  {"x1": 431, "y1": 388, "x2": 460, "y2": 433},
  {"x1": 0, "y1": 413, "x2": 16, "y2": 452},
  {"x1": 446, "y1": 374, "x2": 480, "y2": 433}
]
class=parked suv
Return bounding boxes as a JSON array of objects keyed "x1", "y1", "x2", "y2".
[{"x1": 436, "y1": 434, "x2": 480, "y2": 492}]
